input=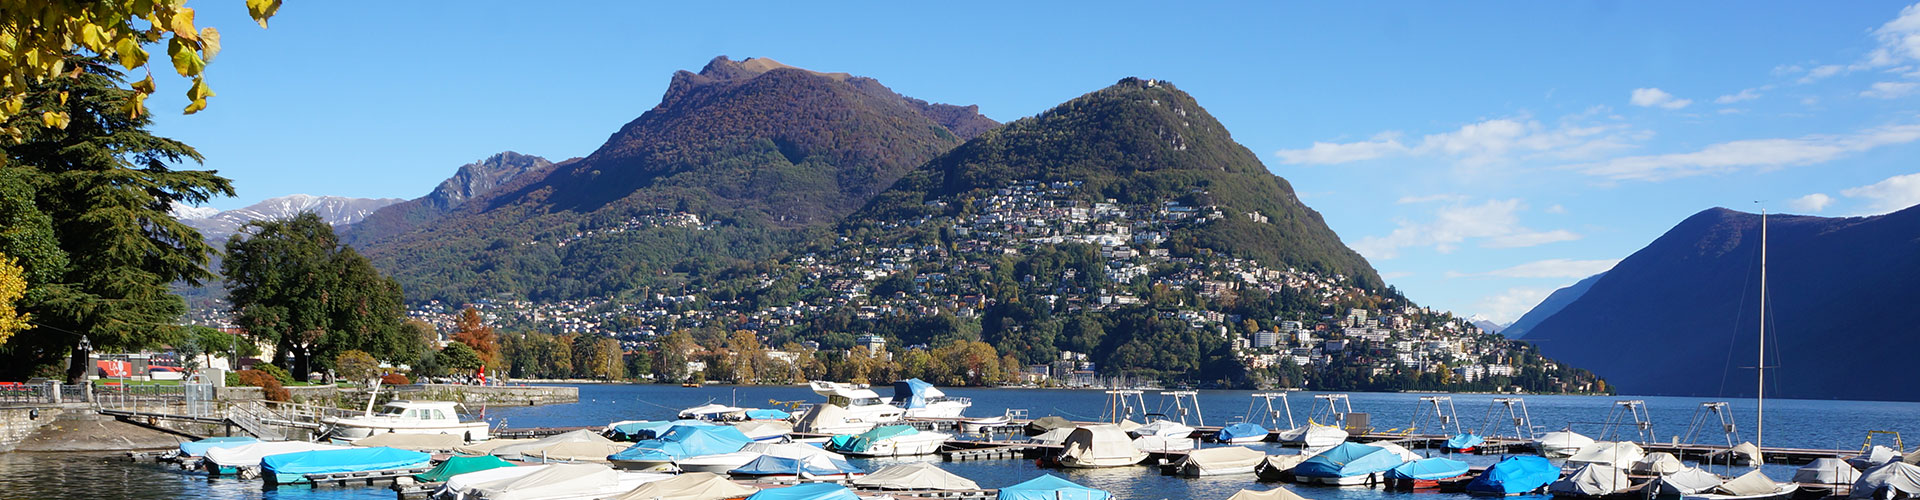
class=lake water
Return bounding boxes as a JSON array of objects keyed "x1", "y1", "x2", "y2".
[{"x1": 4, "y1": 384, "x2": 1916, "y2": 500}]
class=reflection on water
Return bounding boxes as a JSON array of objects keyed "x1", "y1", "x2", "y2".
[{"x1": 3, "y1": 384, "x2": 1913, "y2": 500}]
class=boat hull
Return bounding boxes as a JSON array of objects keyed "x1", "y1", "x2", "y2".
[
  {"x1": 1297, "y1": 473, "x2": 1382, "y2": 486},
  {"x1": 324, "y1": 421, "x2": 490, "y2": 441}
]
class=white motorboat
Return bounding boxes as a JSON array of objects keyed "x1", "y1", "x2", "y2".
[
  {"x1": 1534, "y1": 430, "x2": 1595, "y2": 457},
  {"x1": 322, "y1": 400, "x2": 490, "y2": 441},
  {"x1": 1275, "y1": 423, "x2": 1348, "y2": 448},
  {"x1": 1131, "y1": 419, "x2": 1197, "y2": 439},
  {"x1": 1058, "y1": 425, "x2": 1148, "y2": 468},
  {"x1": 677, "y1": 403, "x2": 746, "y2": 421},
  {"x1": 828, "y1": 425, "x2": 951, "y2": 457},
  {"x1": 960, "y1": 415, "x2": 1011, "y2": 433},
  {"x1": 1681, "y1": 469, "x2": 1799, "y2": 500},
  {"x1": 890, "y1": 378, "x2": 972, "y2": 418},
  {"x1": 808, "y1": 381, "x2": 904, "y2": 428}
]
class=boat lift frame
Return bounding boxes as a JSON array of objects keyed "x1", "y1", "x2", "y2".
[
  {"x1": 1161, "y1": 390, "x2": 1204, "y2": 427},
  {"x1": 1311, "y1": 394, "x2": 1353, "y2": 428},
  {"x1": 1600, "y1": 400, "x2": 1655, "y2": 443},
  {"x1": 1476, "y1": 397, "x2": 1537, "y2": 441},
  {"x1": 1682, "y1": 402, "x2": 1741, "y2": 447},
  {"x1": 1248, "y1": 392, "x2": 1297, "y2": 430},
  {"x1": 1409, "y1": 395, "x2": 1462, "y2": 437},
  {"x1": 1103, "y1": 389, "x2": 1146, "y2": 424}
]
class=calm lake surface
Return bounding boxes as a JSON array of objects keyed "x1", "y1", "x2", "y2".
[{"x1": 4, "y1": 384, "x2": 1916, "y2": 500}]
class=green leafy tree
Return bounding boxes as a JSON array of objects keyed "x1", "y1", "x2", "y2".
[
  {"x1": 437, "y1": 342, "x2": 484, "y2": 374},
  {"x1": 653, "y1": 330, "x2": 694, "y2": 383},
  {"x1": 2, "y1": 59, "x2": 231, "y2": 382},
  {"x1": 590, "y1": 337, "x2": 624, "y2": 380},
  {"x1": 334, "y1": 349, "x2": 379, "y2": 385},
  {"x1": 223, "y1": 213, "x2": 406, "y2": 381}
]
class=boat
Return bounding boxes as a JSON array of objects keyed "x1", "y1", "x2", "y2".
[
  {"x1": 1256, "y1": 454, "x2": 1311, "y2": 482},
  {"x1": 808, "y1": 381, "x2": 905, "y2": 427},
  {"x1": 177, "y1": 436, "x2": 258, "y2": 458},
  {"x1": 1057, "y1": 424, "x2": 1149, "y2": 468},
  {"x1": 1291, "y1": 442, "x2": 1407, "y2": 485},
  {"x1": 1132, "y1": 434, "x2": 1196, "y2": 453},
  {"x1": 453, "y1": 438, "x2": 533, "y2": 455},
  {"x1": 605, "y1": 471, "x2": 759, "y2": 500},
  {"x1": 411, "y1": 454, "x2": 515, "y2": 483},
  {"x1": 728, "y1": 454, "x2": 864, "y2": 480},
  {"x1": 890, "y1": 378, "x2": 971, "y2": 418},
  {"x1": 1131, "y1": 418, "x2": 1196, "y2": 439},
  {"x1": 853, "y1": 462, "x2": 983, "y2": 491},
  {"x1": 1632, "y1": 452, "x2": 1688, "y2": 475},
  {"x1": 1567, "y1": 441, "x2": 1648, "y2": 468},
  {"x1": 742, "y1": 408, "x2": 791, "y2": 420},
  {"x1": 605, "y1": 419, "x2": 715, "y2": 441},
  {"x1": 960, "y1": 415, "x2": 1010, "y2": 433},
  {"x1": 1709, "y1": 442, "x2": 1762, "y2": 466},
  {"x1": 1276, "y1": 423, "x2": 1348, "y2": 448},
  {"x1": 1550, "y1": 464, "x2": 1634, "y2": 499},
  {"x1": 1466, "y1": 455, "x2": 1561, "y2": 496},
  {"x1": 1228, "y1": 488, "x2": 1313, "y2": 500},
  {"x1": 747, "y1": 483, "x2": 860, "y2": 500},
  {"x1": 824, "y1": 424, "x2": 949, "y2": 457},
  {"x1": 1535, "y1": 430, "x2": 1596, "y2": 457},
  {"x1": 1852, "y1": 462, "x2": 1920, "y2": 500},
  {"x1": 1386, "y1": 457, "x2": 1471, "y2": 490},
  {"x1": 732, "y1": 420, "x2": 794, "y2": 442},
  {"x1": 347, "y1": 432, "x2": 463, "y2": 452},
  {"x1": 1374, "y1": 442, "x2": 1424, "y2": 463},
  {"x1": 321, "y1": 400, "x2": 491, "y2": 441},
  {"x1": 793, "y1": 403, "x2": 877, "y2": 435},
  {"x1": 739, "y1": 441, "x2": 848, "y2": 461},
  {"x1": 1791, "y1": 457, "x2": 1861, "y2": 499},
  {"x1": 1173, "y1": 446, "x2": 1267, "y2": 477},
  {"x1": 490, "y1": 428, "x2": 628, "y2": 463},
  {"x1": 202, "y1": 441, "x2": 349, "y2": 476},
  {"x1": 607, "y1": 424, "x2": 753, "y2": 471},
  {"x1": 1029, "y1": 427, "x2": 1075, "y2": 445},
  {"x1": 1682, "y1": 469, "x2": 1798, "y2": 500},
  {"x1": 1446, "y1": 433, "x2": 1486, "y2": 453},
  {"x1": 998, "y1": 474, "x2": 1113, "y2": 500},
  {"x1": 1026, "y1": 416, "x2": 1076, "y2": 435},
  {"x1": 1217, "y1": 422, "x2": 1272, "y2": 444},
  {"x1": 460, "y1": 462, "x2": 672, "y2": 500},
  {"x1": 1655, "y1": 468, "x2": 1729, "y2": 497},
  {"x1": 678, "y1": 403, "x2": 747, "y2": 421},
  {"x1": 259, "y1": 446, "x2": 430, "y2": 485},
  {"x1": 1852, "y1": 446, "x2": 1903, "y2": 470},
  {"x1": 434, "y1": 462, "x2": 552, "y2": 498},
  {"x1": 672, "y1": 451, "x2": 764, "y2": 474}
]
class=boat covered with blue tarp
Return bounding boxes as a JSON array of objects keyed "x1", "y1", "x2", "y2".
[
  {"x1": 607, "y1": 424, "x2": 752, "y2": 469},
  {"x1": 744, "y1": 409, "x2": 791, "y2": 420},
  {"x1": 746, "y1": 482, "x2": 860, "y2": 500},
  {"x1": 1446, "y1": 433, "x2": 1485, "y2": 451},
  {"x1": 998, "y1": 474, "x2": 1112, "y2": 500},
  {"x1": 260, "y1": 446, "x2": 431, "y2": 484},
  {"x1": 1292, "y1": 442, "x2": 1407, "y2": 485},
  {"x1": 179, "y1": 436, "x2": 258, "y2": 457},
  {"x1": 1217, "y1": 422, "x2": 1271, "y2": 443},
  {"x1": 1388, "y1": 457, "x2": 1471, "y2": 480},
  {"x1": 826, "y1": 425, "x2": 919, "y2": 453},
  {"x1": 1466, "y1": 455, "x2": 1561, "y2": 495},
  {"x1": 607, "y1": 419, "x2": 715, "y2": 441},
  {"x1": 891, "y1": 379, "x2": 937, "y2": 409},
  {"x1": 730, "y1": 454, "x2": 864, "y2": 478}
]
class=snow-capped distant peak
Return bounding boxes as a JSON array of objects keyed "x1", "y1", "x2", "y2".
[
  {"x1": 170, "y1": 202, "x2": 220, "y2": 220},
  {"x1": 175, "y1": 194, "x2": 405, "y2": 242}
]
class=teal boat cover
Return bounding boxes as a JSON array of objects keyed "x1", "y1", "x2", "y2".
[
  {"x1": 413, "y1": 454, "x2": 515, "y2": 482},
  {"x1": 999, "y1": 474, "x2": 1112, "y2": 500},
  {"x1": 609, "y1": 419, "x2": 715, "y2": 441},
  {"x1": 179, "y1": 436, "x2": 257, "y2": 457},
  {"x1": 730, "y1": 455, "x2": 863, "y2": 477},
  {"x1": 1293, "y1": 442, "x2": 1405, "y2": 479},
  {"x1": 1387, "y1": 458, "x2": 1471, "y2": 480},
  {"x1": 1217, "y1": 422, "x2": 1270, "y2": 442},
  {"x1": 261, "y1": 446, "x2": 430, "y2": 477},
  {"x1": 1467, "y1": 456, "x2": 1561, "y2": 495},
  {"x1": 826, "y1": 425, "x2": 919, "y2": 453},
  {"x1": 747, "y1": 483, "x2": 859, "y2": 500},
  {"x1": 892, "y1": 379, "x2": 936, "y2": 409},
  {"x1": 1446, "y1": 433, "x2": 1485, "y2": 450},
  {"x1": 745, "y1": 409, "x2": 791, "y2": 420},
  {"x1": 608, "y1": 424, "x2": 752, "y2": 462}
]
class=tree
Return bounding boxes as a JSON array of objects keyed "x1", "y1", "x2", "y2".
[
  {"x1": 223, "y1": 213, "x2": 406, "y2": 381},
  {"x1": 653, "y1": 331, "x2": 694, "y2": 383},
  {"x1": 334, "y1": 350, "x2": 379, "y2": 385},
  {"x1": 187, "y1": 325, "x2": 255, "y2": 370},
  {"x1": 437, "y1": 342, "x2": 484, "y2": 374},
  {"x1": 589, "y1": 338, "x2": 624, "y2": 380},
  {"x1": 0, "y1": 0, "x2": 281, "y2": 128},
  {"x1": 725, "y1": 330, "x2": 762, "y2": 384},
  {"x1": 0, "y1": 255, "x2": 27, "y2": 345},
  {"x1": 3, "y1": 60, "x2": 232, "y2": 382},
  {"x1": 451, "y1": 308, "x2": 499, "y2": 370}
]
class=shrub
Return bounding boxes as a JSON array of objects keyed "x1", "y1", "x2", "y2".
[
  {"x1": 234, "y1": 369, "x2": 290, "y2": 402},
  {"x1": 224, "y1": 371, "x2": 241, "y2": 387},
  {"x1": 255, "y1": 363, "x2": 295, "y2": 385},
  {"x1": 378, "y1": 373, "x2": 410, "y2": 385}
]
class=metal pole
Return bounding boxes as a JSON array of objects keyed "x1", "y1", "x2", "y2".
[{"x1": 1757, "y1": 208, "x2": 1766, "y2": 452}]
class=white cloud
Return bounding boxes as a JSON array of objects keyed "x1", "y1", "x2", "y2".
[
  {"x1": 1630, "y1": 88, "x2": 1692, "y2": 109},
  {"x1": 1472, "y1": 287, "x2": 1557, "y2": 325},
  {"x1": 1396, "y1": 193, "x2": 1471, "y2": 204},
  {"x1": 1868, "y1": 3, "x2": 1920, "y2": 68},
  {"x1": 1840, "y1": 172, "x2": 1920, "y2": 214},
  {"x1": 1862, "y1": 81, "x2": 1920, "y2": 99},
  {"x1": 1275, "y1": 117, "x2": 1638, "y2": 166},
  {"x1": 1570, "y1": 124, "x2": 1920, "y2": 182},
  {"x1": 1788, "y1": 193, "x2": 1834, "y2": 213},
  {"x1": 1799, "y1": 64, "x2": 1847, "y2": 83},
  {"x1": 1715, "y1": 88, "x2": 1763, "y2": 104},
  {"x1": 1455, "y1": 258, "x2": 1621, "y2": 279},
  {"x1": 1353, "y1": 199, "x2": 1581, "y2": 259},
  {"x1": 1545, "y1": 204, "x2": 1566, "y2": 214}
]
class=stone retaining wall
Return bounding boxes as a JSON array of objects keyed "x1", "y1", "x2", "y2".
[
  {"x1": 0, "y1": 406, "x2": 68, "y2": 452},
  {"x1": 400, "y1": 384, "x2": 578, "y2": 406}
]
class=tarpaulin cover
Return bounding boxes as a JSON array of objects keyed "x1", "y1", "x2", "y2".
[
  {"x1": 1853, "y1": 462, "x2": 1920, "y2": 499},
  {"x1": 734, "y1": 420, "x2": 794, "y2": 441},
  {"x1": 1535, "y1": 431, "x2": 1593, "y2": 453},
  {"x1": 349, "y1": 432, "x2": 463, "y2": 451},
  {"x1": 1227, "y1": 488, "x2": 1310, "y2": 500},
  {"x1": 1030, "y1": 427, "x2": 1074, "y2": 445},
  {"x1": 1132, "y1": 420, "x2": 1195, "y2": 438},
  {"x1": 1795, "y1": 457, "x2": 1862, "y2": 484},
  {"x1": 1387, "y1": 458, "x2": 1470, "y2": 481},
  {"x1": 739, "y1": 442, "x2": 844, "y2": 461},
  {"x1": 1256, "y1": 454, "x2": 1311, "y2": 482},
  {"x1": 1276, "y1": 424, "x2": 1348, "y2": 447},
  {"x1": 610, "y1": 420, "x2": 716, "y2": 440},
  {"x1": 795, "y1": 404, "x2": 855, "y2": 434},
  {"x1": 1175, "y1": 446, "x2": 1268, "y2": 476},
  {"x1": 414, "y1": 454, "x2": 515, "y2": 482},
  {"x1": 1654, "y1": 468, "x2": 1725, "y2": 496},
  {"x1": 1631, "y1": 452, "x2": 1686, "y2": 475},
  {"x1": 1061, "y1": 424, "x2": 1148, "y2": 466},
  {"x1": 1292, "y1": 442, "x2": 1404, "y2": 479},
  {"x1": 1717, "y1": 469, "x2": 1782, "y2": 496},
  {"x1": 1853, "y1": 446, "x2": 1902, "y2": 469},
  {"x1": 608, "y1": 471, "x2": 758, "y2": 500},
  {"x1": 261, "y1": 446, "x2": 430, "y2": 476},
  {"x1": 464, "y1": 463, "x2": 629, "y2": 500},
  {"x1": 729, "y1": 454, "x2": 862, "y2": 478},
  {"x1": 1027, "y1": 416, "x2": 1075, "y2": 434},
  {"x1": 609, "y1": 425, "x2": 753, "y2": 462},
  {"x1": 1550, "y1": 464, "x2": 1630, "y2": 496},
  {"x1": 1217, "y1": 422, "x2": 1270, "y2": 442},
  {"x1": 679, "y1": 404, "x2": 744, "y2": 419},
  {"x1": 438, "y1": 463, "x2": 549, "y2": 496},
  {"x1": 999, "y1": 474, "x2": 1112, "y2": 500},
  {"x1": 1446, "y1": 433, "x2": 1484, "y2": 450},
  {"x1": 1465, "y1": 456, "x2": 1560, "y2": 495},
  {"x1": 892, "y1": 379, "x2": 937, "y2": 409},
  {"x1": 1567, "y1": 441, "x2": 1647, "y2": 468},
  {"x1": 827, "y1": 425, "x2": 919, "y2": 453},
  {"x1": 204, "y1": 441, "x2": 349, "y2": 467},
  {"x1": 179, "y1": 436, "x2": 257, "y2": 457},
  {"x1": 744, "y1": 409, "x2": 791, "y2": 420},
  {"x1": 747, "y1": 483, "x2": 859, "y2": 500},
  {"x1": 853, "y1": 462, "x2": 982, "y2": 490}
]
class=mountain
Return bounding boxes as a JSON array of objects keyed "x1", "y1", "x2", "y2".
[
  {"x1": 854, "y1": 77, "x2": 1382, "y2": 289},
  {"x1": 344, "y1": 151, "x2": 555, "y2": 246},
  {"x1": 1468, "y1": 315, "x2": 1508, "y2": 336},
  {"x1": 359, "y1": 56, "x2": 997, "y2": 302},
  {"x1": 1500, "y1": 272, "x2": 1604, "y2": 338},
  {"x1": 176, "y1": 194, "x2": 404, "y2": 242},
  {"x1": 1519, "y1": 206, "x2": 1920, "y2": 401}
]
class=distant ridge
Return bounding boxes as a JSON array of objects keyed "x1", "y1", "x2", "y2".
[
  {"x1": 1501, "y1": 272, "x2": 1603, "y2": 339},
  {"x1": 344, "y1": 151, "x2": 554, "y2": 246}
]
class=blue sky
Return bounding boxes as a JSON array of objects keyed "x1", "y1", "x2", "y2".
[{"x1": 154, "y1": 1, "x2": 1920, "y2": 323}]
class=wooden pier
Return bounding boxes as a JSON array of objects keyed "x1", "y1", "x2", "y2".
[{"x1": 302, "y1": 466, "x2": 432, "y2": 489}]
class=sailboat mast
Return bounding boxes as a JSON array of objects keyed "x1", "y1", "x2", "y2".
[{"x1": 1757, "y1": 208, "x2": 1767, "y2": 451}]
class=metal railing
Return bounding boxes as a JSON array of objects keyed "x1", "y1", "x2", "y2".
[{"x1": 0, "y1": 383, "x2": 50, "y2": 405}]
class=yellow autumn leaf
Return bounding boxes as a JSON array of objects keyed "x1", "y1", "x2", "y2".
[
  {"x1": 127, "y1": 90, "x2": 149, "y2": 118},
  {"x1": 41, "y1": 111, "x2": 70, "y2": 129},
  {"x1": 132, "y1": 75, "x2": 155, "y2": 94},
  {"x1": 116, "y1": 37, "x2": 147, "y2": 69},
  {"x1": 167, "y1": 36, "x2": 204, "y2": 77},
  {"x1": 183, "y1": 77, "x2": 213, "y2": 114},
  {"x1": 79, "y1": 23, "x2": 107, "y2": 51},
  {"x1": 1, "y1": 95, "x2": 21, "y2": 115},
  {"x1": 169, "y1": 7, "x2": 199, "y2": 42},
  {"x1": 199, "y1": 27, "x2": 220, "y2": 62},
  {"x1": 246, "y1": 0, "x2": 282, "y2": 29}
]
